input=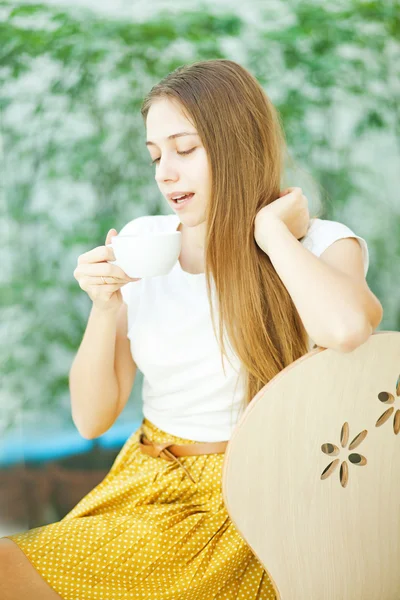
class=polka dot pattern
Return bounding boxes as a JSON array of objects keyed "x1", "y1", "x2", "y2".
[{"x1": 3, "y1": 418, "x2": 277, "y2": 599}]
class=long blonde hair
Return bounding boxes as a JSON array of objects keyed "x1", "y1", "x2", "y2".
[{"x1": 141, "y1": 59, "x2": 320, "y2": 411}]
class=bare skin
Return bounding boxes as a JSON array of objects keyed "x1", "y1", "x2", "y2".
[{"x1": 0, "y1": 539, "x2": 63, "y2": 599}]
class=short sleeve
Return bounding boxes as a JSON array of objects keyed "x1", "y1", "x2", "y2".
[{"x1": 300, "y1": 218, "x2": 370, "y2": 277}]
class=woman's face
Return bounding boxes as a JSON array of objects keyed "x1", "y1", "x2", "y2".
[{"x1": 146, "y1": 98, "x2": 210, "y2": 227}]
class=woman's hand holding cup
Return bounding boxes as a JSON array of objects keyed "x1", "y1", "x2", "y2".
[{"x1": 73, "y1": 228, "x2": 141, "y2": 313}]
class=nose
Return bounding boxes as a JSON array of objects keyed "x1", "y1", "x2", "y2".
[{"x1": 154, "y1": 157, "x2": 180, "y2": 185}]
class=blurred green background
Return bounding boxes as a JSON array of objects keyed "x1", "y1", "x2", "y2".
[{"x1": 1, "y1": 0, "x2": 399, "y2": 439}]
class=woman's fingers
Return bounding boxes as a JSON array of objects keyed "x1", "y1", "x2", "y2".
[
  {"x1": 77, "y1": 245, "x2": 116, "y2": 265},
  {"x1": 74, "y1": 262, "x2": 130, "y2": 281},
  {"x1": 78, "y1": 276, "x2": 122, "y2": 287}
]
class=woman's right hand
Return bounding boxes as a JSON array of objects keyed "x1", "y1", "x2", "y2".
[{"x1": 73, "y1": 228, "x2": 141, "y2": 313}]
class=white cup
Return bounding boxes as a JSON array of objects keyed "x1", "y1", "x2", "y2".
[{"x1": 106, "y1": 231, "x2": 182, "y2": 278}]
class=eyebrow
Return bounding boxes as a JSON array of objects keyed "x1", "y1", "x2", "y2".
[{"x1": 145, "y1": 132, "x2": 199, "y2": 147}]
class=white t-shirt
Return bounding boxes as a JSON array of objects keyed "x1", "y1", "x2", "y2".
[{"x1": 120, "y1": 214, "x2": 369, "y2": 442}]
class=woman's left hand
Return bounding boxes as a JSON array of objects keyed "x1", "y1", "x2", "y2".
[{"x1": 254, "y1": 187, "x2": 311, "y2": 254}]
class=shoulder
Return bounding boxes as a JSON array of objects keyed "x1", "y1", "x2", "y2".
[
  {"x1": 118, "y1": 214, "x2": 179, "y2": 236},
  {"x1": 300, "y1": 217, "x2": 369, "y2": 276}
]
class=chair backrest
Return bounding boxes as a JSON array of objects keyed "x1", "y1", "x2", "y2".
[{"x1": 222, "y1": 331, "x2": 400, "y2": 600}]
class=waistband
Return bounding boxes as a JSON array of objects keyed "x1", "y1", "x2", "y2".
[{"x1": 138, "y1": 429, "x2": 229, "y2": 484}]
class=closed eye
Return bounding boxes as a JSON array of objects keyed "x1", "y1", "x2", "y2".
[{"x1": 150, "y1": 148, "x2": 196, "y2": 165}]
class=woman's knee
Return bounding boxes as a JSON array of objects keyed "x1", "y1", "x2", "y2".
[
  {"x1": 0, "y1": 538, "x2": 20, "y2": 571},
  {"x1": 0, "y1": 538, "x2": 63, "y2": 599}
]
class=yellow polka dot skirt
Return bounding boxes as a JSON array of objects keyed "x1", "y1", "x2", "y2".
[{"x1": 3, "y1": 418, "x2": 277, "y2": 599}]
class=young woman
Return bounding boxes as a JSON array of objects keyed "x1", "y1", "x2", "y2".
[{"x1": 0, "y1": 59, "x2": 382, "y2": 599}]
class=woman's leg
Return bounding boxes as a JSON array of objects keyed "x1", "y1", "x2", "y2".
[{"x1": 0, "y1": 539, "x2": 63, "y2": 600}]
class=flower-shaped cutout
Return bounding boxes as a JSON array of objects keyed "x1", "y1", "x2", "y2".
[
  {"x1": 375, "y1": 374, "x2": 400, "y2": 434},
  {"x1": 321, "y1": 422, "x2": 368, "y2": 488}
]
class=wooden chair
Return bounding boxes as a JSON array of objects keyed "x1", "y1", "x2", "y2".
[{"x1": 222, "y1": 331, "x2": 400, "y2": 600}]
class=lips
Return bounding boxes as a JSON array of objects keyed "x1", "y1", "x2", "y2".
[
  {"x1": 171, "y1": 193, "x2": 195, "y2": 209},
  {"x1": 167, "y1": 191, "x2": 194, "y2": 202},
  {"x1": 173, "y1": 193, "x2": 193, "y2": 203}
]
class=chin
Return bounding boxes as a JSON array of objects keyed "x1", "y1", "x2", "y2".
[{"x1": 183, "y1": 210, "x2": 206, "y2": 224}]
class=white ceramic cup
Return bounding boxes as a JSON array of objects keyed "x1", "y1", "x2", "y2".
[{"x1": 106, "y1": 231, "x2": 182, "y2": 278}]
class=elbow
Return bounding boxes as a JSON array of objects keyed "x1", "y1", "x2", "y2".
[
  {"x1": 72, "y1": 414, "x2": 98, "y2": 440},
  {"x1": 370, "y1": 298, "x2": 384, "y2": 331},
  {"x1": 336, "y1": 336, "x2": 367, "y2": 354},
  {"x1": 78, "y1": 428, "x2": 101, "y2": 440},
  {"x1": 335, "y1": 318, "x2": 376, "y2": 353},
  {"x1": 79, "y1": 430, "x2": 97, "y2": 440},
  {"x1": 73, "y1": 420, "x2": 93, "y2": 440},
  {"x1": 73, "y1": 416, "x2": 114, "y2": 440},
  {"x1": 311, "y1": 303, "x2": 384, "y2": 354},
  {"x1": 336, "y1": 299, "x2": 384, "y2": 354}
]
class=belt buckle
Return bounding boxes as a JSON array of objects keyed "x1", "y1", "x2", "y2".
[
  {"x1": 139, "y1": 431, "x2": 197, "y2": 484},
  {"x1": 140, "y1": 432, "x2": 175, "y2": 460}
]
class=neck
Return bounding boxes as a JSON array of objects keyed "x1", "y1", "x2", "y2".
[
  {"x1": 177, "y1": 220, "x2": 206, "y2": 251},
  {"x1": 176, "y1": 219, "x2": 206, "y2": 274}
]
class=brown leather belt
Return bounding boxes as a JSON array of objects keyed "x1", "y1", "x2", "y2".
[{"x1": 139, "y1": 431, "x2": 229, "y2": 484}]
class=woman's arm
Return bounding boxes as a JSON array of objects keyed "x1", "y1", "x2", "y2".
[{"x1": 256, "y1": 218, "x2": 383, "y2": 352}]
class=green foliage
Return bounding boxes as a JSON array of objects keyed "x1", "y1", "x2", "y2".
[{"x1": 0, "y1": 0, "x2": 398, "y2": 435}]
